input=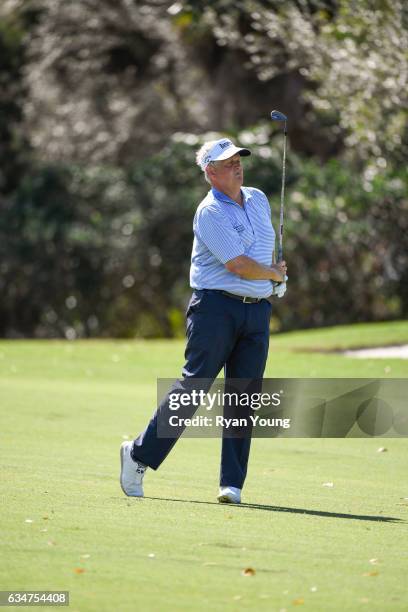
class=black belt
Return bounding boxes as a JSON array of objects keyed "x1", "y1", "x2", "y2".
[{"x1": 216, "y1": 290, "x2": 263, "y2": 303}]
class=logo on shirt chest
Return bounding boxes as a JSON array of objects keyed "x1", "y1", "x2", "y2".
[{"x1": 233, "y1": 223, "x2": 245, "y2": 233}]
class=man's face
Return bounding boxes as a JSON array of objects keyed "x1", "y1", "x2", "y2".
[{"x1": 209, "y1": 154, "x2": 243, "y2": 192}]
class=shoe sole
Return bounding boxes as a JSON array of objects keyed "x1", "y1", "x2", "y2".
[
  {"x1": 217, "y1": 494, "x2": 240, "y2": 504},
  {"x1": 119, "y1": 442, "x2": 128, "y2": 496}
]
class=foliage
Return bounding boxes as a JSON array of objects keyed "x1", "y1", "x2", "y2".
[
  {"x1": 0, "y1": 4, "x2": 31, "y2": 194},
  {"x1": 0, "y1": 0, "x2": 407, "y2": 336},
  {"x1": 1, "y1": 135, "x2": 406, "y2": 337},
  {"x1": 5, "y1": 0, "x2": 405, "y2": 165},
  {"x1": 0, "y1": 147, "x2": 204, "y2": 338},
  {"x1": 178, "y1": 0, "x2": 407, "y2": 162},
  {"x1": 1, "y1": 165, "x2": 135, "y2": 337},
  {"x1": 21, "y1": 0, "x2": 194, "y2": 165},
  {"x1": 242, "y1": 132, "x2": 408, "y2": 329},
  {"x1": 278, "y1": 157, "x2": 408, "y2": 329}
]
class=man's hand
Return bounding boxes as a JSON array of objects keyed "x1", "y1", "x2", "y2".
[{"x1": 271, "y1": 260, "x2": 287, "y2": 283}]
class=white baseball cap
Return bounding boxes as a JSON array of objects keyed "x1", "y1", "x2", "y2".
[{"x1": 200, "y1": 138, "x2": 251, "y2": 170}]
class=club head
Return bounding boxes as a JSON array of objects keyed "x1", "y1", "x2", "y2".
[{"x1": 271, "y1": 110, "x2": 287, "y2": 122}]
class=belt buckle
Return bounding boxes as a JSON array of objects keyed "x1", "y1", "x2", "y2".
[{"x1": 243, "y1": 296, "x2": 252, "y2": 303}]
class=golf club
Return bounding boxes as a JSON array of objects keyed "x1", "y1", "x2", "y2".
[{"x1": 270, "y1": 110, "x2": 287, "y2": 264}]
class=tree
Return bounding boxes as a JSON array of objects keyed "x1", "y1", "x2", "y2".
[
  {"x1": 0, "y1": 0, "x2": 407, "y2": 337},
  {"x1": 20, "y1": 0, "x2": 407, "y2": 165}
]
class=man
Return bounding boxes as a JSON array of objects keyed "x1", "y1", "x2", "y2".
[{"x1": 120, "y1": 137, "x2": 287, "y2": 504}]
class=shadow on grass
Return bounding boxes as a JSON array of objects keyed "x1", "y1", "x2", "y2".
[{"x1": 142, "y1": 497, "x2": 403, "y2": 523}]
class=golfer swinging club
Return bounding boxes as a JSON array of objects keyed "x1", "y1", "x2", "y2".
[{"x1": 120, "y1": 137, "x2": 288, "y2": 504}]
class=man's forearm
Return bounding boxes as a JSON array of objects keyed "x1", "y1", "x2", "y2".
[{"x1": 225, "y1": 255, "x2": 284, "y2": 282}]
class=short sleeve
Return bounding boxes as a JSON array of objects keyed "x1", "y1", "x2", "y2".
[
  {"x1": 250, "y1": 187, "x2": 271, "y2": 217},
  {"x1": 194, "y1": 205, "x2": 245, "y2": 264}
]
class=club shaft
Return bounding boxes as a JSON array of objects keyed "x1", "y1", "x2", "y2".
[{"x1": 277, "y1": 123, "x2": 287, "y2": 263}]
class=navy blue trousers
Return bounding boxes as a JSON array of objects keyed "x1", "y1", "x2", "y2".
[{"x1": 131, "y1": 290, "x2": 272, "y2": 489}]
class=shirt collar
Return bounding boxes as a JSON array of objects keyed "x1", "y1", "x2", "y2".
[{"x1": 211, "y1": 186, "x2": 252, "y2": 205}]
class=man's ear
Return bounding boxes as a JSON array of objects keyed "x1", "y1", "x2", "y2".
[{"x1": 207, "y1": 164, "x2": 216, "y2": 180}]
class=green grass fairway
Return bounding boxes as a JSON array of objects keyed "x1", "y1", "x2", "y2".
[{"x1": 1, "y1": 321, "x2": 407, "y2": 611}]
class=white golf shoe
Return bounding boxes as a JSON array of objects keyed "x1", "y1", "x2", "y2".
[
  {"x1": 120, "y1": 441, "x2": 147, "y2": 497},
  {"x1": 217, "y1": 486, "x2": 241, "y2": 504}
]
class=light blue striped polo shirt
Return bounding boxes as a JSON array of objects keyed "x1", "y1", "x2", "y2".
[{"x1": 190, "y1": 186, "x2": 276, "y2": 299}]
